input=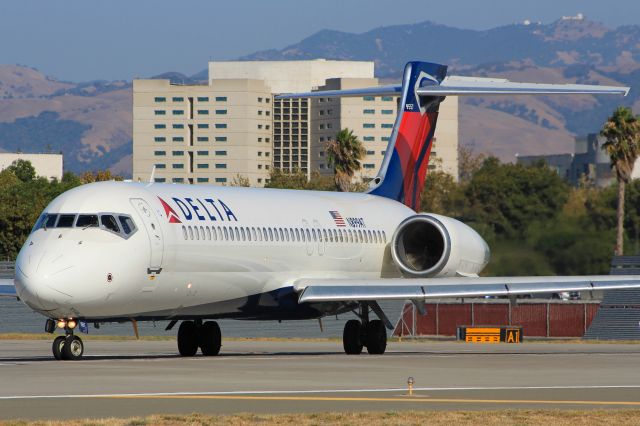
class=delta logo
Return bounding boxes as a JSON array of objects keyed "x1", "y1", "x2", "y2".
[{"x1": 157, "y1": 196, "x2": 238, "y2": 223}]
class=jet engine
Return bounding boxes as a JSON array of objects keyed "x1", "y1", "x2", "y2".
[{"x1": 390, "y1": 213, "x2": 490, "y2": 278}]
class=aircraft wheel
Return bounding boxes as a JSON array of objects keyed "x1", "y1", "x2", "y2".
[
  {"x1": 61, "y1": 335, "x2": 84, "y2": 361},
  {"x1": 365, "y1": 320, "x2": 387, "y2": 355},
  {"x1": 177, "y1": 321, "x2": 198, "y2": 357},
  {"x1": 199, "y1": 321, "x2": 222, "y2": 356},
  {"x1": 343, "y1": 319, "x2": 364, "y2": 355},
  {"x1": 52, "y1": 336, "x2": 66, "y2": 360}
]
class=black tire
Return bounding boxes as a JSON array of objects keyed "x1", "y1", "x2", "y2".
[
  {"x1": 61, "y1": 335, "x2": 84, "y2": 360},
  {"x1": 177, "y1": 321, "x2": 198, "y2": 357},
  {"x1": 365, "y1": 320, "x2": 387, "y2": 355},
  {"x1": 199, "y1": 321, "x2": 222, "y2": 356},
  {"x1": 52, "y1": 336, "x2": 66, "y2": 360},
  {"x1": 343, "y1": 319, "x2": 363, "y2": 355}
]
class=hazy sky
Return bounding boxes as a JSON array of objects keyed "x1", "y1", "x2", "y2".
[{"x1": 1, "y1": 0, "x2": 639, "y2": 82}]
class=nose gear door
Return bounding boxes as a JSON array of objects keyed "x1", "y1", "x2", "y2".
[{"x1": 130, "y1": 198, "x2": 164, "y2": 273}]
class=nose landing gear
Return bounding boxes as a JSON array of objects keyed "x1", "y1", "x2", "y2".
[{"x1": 48, "y1": 319, "x2": 84, "y2": 361}]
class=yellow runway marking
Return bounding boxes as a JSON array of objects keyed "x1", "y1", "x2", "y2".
[{"x1": 105, "y1": 395, "x2": 640, "y2": 406}]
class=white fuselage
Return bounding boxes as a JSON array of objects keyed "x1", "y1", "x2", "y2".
[{"x1": 14, "y1": 181, "x2": 417, "y2": 320}]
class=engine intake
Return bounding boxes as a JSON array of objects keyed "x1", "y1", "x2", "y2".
[{"x1": 391, "y1": 214, "x2": 490, "y2": 278}]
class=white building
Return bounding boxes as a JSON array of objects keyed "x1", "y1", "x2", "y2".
[{"x1": 0, "y1": 153, "x2": 63, "y2": 181}]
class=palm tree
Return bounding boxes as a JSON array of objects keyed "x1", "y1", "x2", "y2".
[
  {"x1": 325, "y1": 128, "x2": 365, "y2": 192},
  {"x1": 601, "y1": 106, "x2": 640, "y2": 256}
]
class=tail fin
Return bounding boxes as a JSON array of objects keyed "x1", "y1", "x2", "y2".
[{"x1": 368, "y1": 61, "x2": 447, "y2": 211}]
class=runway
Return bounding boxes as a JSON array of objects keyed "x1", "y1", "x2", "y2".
[{"x1": 0, "y1": 339, "x2": 639, "y2": 420}]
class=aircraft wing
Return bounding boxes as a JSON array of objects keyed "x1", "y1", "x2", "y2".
[
  {"x1": 0, "y1": 279, "x2": 16, "y2": 297},
  {"x1": 294, "y1": 275, "x2": 640, "y2": 303}
]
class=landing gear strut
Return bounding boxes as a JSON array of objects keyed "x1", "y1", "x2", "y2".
[
  {"x1": 50, "y1": 319, "x2": 84, "y2": 361},
  {"x1": 342, "y1": 303, "x2": 387, "y2": 355},
  {"x1": 177, "y1": 320, "x2": 222, "y2": 357}
]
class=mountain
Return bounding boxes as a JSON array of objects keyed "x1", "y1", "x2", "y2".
[{"x1": 0, "y1": 17, "x2": 639, "y2": 175}]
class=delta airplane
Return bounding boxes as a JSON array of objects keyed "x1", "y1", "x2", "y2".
[{"x1": 1, "y1": 61, "x2": 638, "y2": 361}]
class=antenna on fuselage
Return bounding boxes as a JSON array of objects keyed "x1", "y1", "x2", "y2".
[{"x1": 148, "y1": 165, "x2": 156, "y2": 184}]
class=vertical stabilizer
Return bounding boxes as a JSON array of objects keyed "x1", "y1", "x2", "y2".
[{"x1": 368, "y1": 61, "x2": 447, "y2": 211}]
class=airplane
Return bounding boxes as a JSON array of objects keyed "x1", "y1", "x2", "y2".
[{"x1": 1, "y1": 60, "x2": 638, "y2": 361}]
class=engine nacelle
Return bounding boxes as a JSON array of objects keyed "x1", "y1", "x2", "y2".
[{"x1": 390, "y1": 213, "x2": 490, "y2": 278}]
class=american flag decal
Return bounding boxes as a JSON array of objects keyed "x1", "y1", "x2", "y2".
[{"x1": 329, "y1": 210, "x2": 346, "y2": 227}]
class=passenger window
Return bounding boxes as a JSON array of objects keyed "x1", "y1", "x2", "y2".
[
  {"x1": 295, "y1": 228, "x2": 300, "y2": 241},
  {"x1": 312, "y1": 229, "x2": 317, "y2": 241},
  {"x1": 234, "y1": 227, "x2": 240, "y2": 241},
  {"x1": 100, "y1": 215, "x2": 119, "y2": 233},
  {"x1": 182, "y1": 226, "x2": 187, "y2": 240},
  {"x1": 306, "y1": 229, "x2": 311, "y2": 242},
  {"x1": 119, "y1": 216, "x2": 135, "y2": 234},
  {"x1": 279, "y1": 228, "x2": 284, "y2": 241},
  {"x1": 246, "y1": 227, "x2": 252, "y2": 242},
  {"x1": 77, "y1": 214, "x2": 99, "y2": 228},
  {"x1": 382, "y1": 231, "x2": 386, "y2": 243},
  {"x1": 358, "y1": 230, "x2": 363, "y2": 242},
  {"x1": 322, "y1": 229, "x2": 327, "y2": 242},
  {"x1": 229, "y1": 227, "x2": 235, "y2": 241},
  {"x1": 57, "y1": 214, "x2": 76, "y2": 228},
  {"x1": 241, "y1": 227, "x2": 246, "y2": 241},
  {"x1": 206, "y1": 226, "x2": 211, "y2": 240},
  {"x1": 267, "y1": 228, "x2": 273, "y2": 241},
  {"x1": 223, "y1": 227, "x2": 229, "y2": 240},
  {"x1": 188, "y1": 226, "x2": 194, "y2": 240},
  {"x1": 368, "y1": 230, "x2": 373, "y2": 243},
  {"x1": 195, "y1": 227, "x2": 200, "y2": 240}
]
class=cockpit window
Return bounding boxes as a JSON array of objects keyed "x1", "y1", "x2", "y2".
[
  {"x1": 118, "y1": 216, "x2": 136, "y2": 235},
  {"x1": 44, "y1": 214, "x2": 58, "y2": 229},
  {"x1": 76, "y1": 214, "x2": 99, "y2": 228},
  {"x1": 57, "y1": 214, "x2": 76, "y2": 228},
  {"x1": 100, "y1": 215, "x2": 120, "y2": 233}
]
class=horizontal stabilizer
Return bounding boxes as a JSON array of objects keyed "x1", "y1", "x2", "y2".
[
  {"x1": 276, "y1": 84, "x2": 401, "y2": 99},
  {"x1": 294, "y1": 275, "x2": 640, "y2": 303}
]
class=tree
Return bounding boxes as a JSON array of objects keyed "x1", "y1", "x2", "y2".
[
  {"x1": 601, "y1": 106, "x2": 640, "y2": 255},
  {"x1": 229, "y1": 174, "x2": 250, "y2": 187},
  {"x1": 7, "y1": 159, "x2": 36, "y2": 182},
  {"x1": 325, "y1": 128, "x2": 365, "y2": 192},
  {"x1": 458, "y1": 145, "x2": 485, "y2": 183}
]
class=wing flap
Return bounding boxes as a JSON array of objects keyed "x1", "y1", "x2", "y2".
[{"x1": 296, "y1": 276, "x2": 640, "y2": 303}]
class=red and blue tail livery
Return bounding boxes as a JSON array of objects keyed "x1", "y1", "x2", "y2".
[{"x1": 368, "y1": 61, "x2": 447, "y2": 211}]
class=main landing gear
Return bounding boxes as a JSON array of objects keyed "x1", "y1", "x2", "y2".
[
  {"x1": 46, "y1": 318, "x2": 84, "y2": 361},
  {"x1": 342, "y1": 303, "x2": 388, "y2": 355},
  {"x1": 176, "y1": 320, "x2": 221, "y2": 356}
]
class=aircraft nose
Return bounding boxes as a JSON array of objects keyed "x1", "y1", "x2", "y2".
[{"x1": 14, "y1": 248, "x2": 73, "y2": 312}]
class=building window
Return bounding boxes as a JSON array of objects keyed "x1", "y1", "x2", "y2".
[
  {"x1": 173, "y1": 110, "x2": 184, "y2": 115},
  {"x1": 382, "y1": 96, "x2": 393, "y2": 101},
  {"x1": 363, "y1": 164, "x2": 376, "y2": 169},
  {"x1": 215, "y1": 163, "x2": 227, "y2": 169},
  {"x1": 173, "y1": 137, "x2": 184, "y2": 142},
  {"x1": 154, "y1": 137, "x2": 166, "y2": 142},
  {"x1": 172, "y1": 177, "x2": 184, "y2": 183},
  {"x1": 172, "y1": 97, "x2": 184, "y2": 102},
  {"x1": 155, "y1": 163, "x2": 166, "y2": 169},
  {"x1": 173, "y1": 124, "x2": 184, "y2": 129},
  {"x1": 197, "y1": 97, "x2": 209, "y2": 102},
  {"x1": 197, "y1": 123, "x2": 209, "y2": 129},
  {"x1": 363, "y1": 123, "x2": 375, "y2": 128},
  {"x1": 154, "y1": 97, "x2": 166, "y2": 102},
  {"x1": 382, "y1": 136, "x2": 390, "y2": 141},
  {"x1": 215, "y1": 150, "x2": 227, "y2": 156},
  {"x1": 363, "y1": 96, "x2": 375, "y2": 101},
  {"x1": 363, "y1": 109, "x2": 375, "y2": 114},
  {"x1": 381, "y1": 109, "x2": 394, "y2": 115},
  {"x1": 215, "y1": 109, "x2": 227, "y2": 115},
  {"x1": 366, "y1": 150, "x2": 375, "y2": 155},
  {"x1": 172, "y1": 150, "x2": 184, "y2": 156},
  {"x1": 319, "y1": 124, "x2": 325, "y2": 130},
  {"x1": 258, "y1": 110, "x2": 263, "y2": 115},
  {"x1": 215, "y1": 177, "x2": 227, "y2": 183},
  {"x1": 381, "y1": 123, "x2": 393, "y2": 128},
  {"x1": 258, "y1": 97, "x2": 263, "y2": 102},
  {"x1": 215, "y1": 136, "x2": 227, "y2": 142},
  {"x1": 215, "y1": 96, "x2": 227, "y2": 102},
  {"x1": 172, "y1": 163, "x2": 184, "y2": 169},
  {"x1": 197, "y1": 177, "x2": 209, "y2": 183},
  {"x1": 154, "y1": 150, "x2": 166, "y2": 156},
  {"x1": 154, "y1": 177, "x2": 166, "y2": 182},
  {"x1": 215, "y1": 123, "x2": 227, "y2": 129},
  {"x1": 197, "y1": 137, "x2": 209, "y2": 142},
  {"x1": 319, "y1": 164, "x2": 325, "y2": 169},
  {"x1": 258, "y1": 152, "x2": 262, "y2": 157},
  {"x1": 197, "y1": 163, "x2": 209, "y2": 169},
  {"x1": 197, "y1": 109, "x2": 209, "y2": 115},
  {"x1": 154, "y1": 124, "x2": 166, "y2": 129},
  {"x1": 363, "y1": 136, "x2": 374, "y2": 142},
  {"x1": 197, "y1": 150, "x2": 209, "y2": 156},
  {"x1": 154, "y1": 110, "x2": 166, "y2": 115}
]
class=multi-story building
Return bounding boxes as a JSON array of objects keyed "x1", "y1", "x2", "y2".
[
  {"x1": 311, "y1": 78, "x2": 459, "y2": 181},
  {"x1": 0, "y1": 153, "x2": 63, "y2": 181},
  {"x1": 133, "y1": 59, "x2": 459, "y2": 186}
]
